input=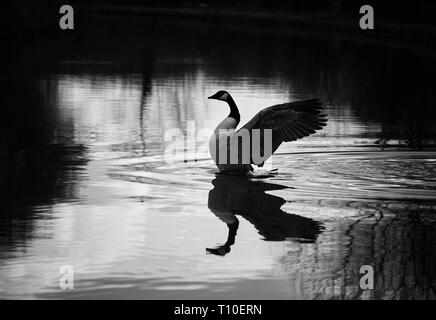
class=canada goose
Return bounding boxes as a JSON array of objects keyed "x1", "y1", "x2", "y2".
[{"x1": 208, "y1": 90, "x2": 327, "y2": 175}]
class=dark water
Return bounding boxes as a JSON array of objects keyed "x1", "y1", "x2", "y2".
[{"x1": 1, "y1": 15, "x2": 436, "y2": 299}]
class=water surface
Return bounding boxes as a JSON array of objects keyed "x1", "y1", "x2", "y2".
[{"x1": 1, "y1": 16, "x2": 436, "y2": 299}]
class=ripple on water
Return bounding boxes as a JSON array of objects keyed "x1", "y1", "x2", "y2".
[{"x1": 109, "y1": 150, "x2": 436, "y2": 202}]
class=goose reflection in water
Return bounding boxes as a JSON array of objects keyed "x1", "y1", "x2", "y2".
[{"x1": 206, "y1": 175, "x2": 323, "y2": 256}]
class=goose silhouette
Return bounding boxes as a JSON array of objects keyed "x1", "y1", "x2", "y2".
[
  {"x1": 208, "y1": 91, "x2": 327, "y2": 175},
  {"x1": 206, "y1": 175, "x2": 323, "y2": 256}
]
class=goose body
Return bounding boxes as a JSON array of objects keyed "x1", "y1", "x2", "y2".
[
  {"x1": 208, "y1": 90, "x2": 327, "y2": 175},
  {"x1": 208, "y1": 116, "x2": 253, "y2": 175}
]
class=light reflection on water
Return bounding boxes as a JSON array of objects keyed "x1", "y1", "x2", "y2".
[{"x1": 1, "y1": 17, "x2": 436, "y2": 299}]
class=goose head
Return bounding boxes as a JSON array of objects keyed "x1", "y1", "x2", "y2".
[
  {"x1": 208, "y1": 90, "x2": 240, "y2": 123},
  {"x1": 208, "y1": 90, "x2": 230, "y2": 102}
]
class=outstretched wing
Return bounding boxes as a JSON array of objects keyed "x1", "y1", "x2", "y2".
[{"x1": 237, "y1": 99, "x2": 327, "y2": 165}]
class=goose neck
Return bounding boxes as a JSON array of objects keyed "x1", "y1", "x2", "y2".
[{"x1": 227, "y1": 96, "x2": 240, "y2": 123}]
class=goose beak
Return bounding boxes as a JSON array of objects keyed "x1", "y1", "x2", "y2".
[{"x1": 207, "y1": 95, "x2": 214, "y2": 99}]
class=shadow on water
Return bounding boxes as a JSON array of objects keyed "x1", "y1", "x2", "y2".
[{"x1": 207, "y1": 175, "x2": 323, "y2": 256}]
